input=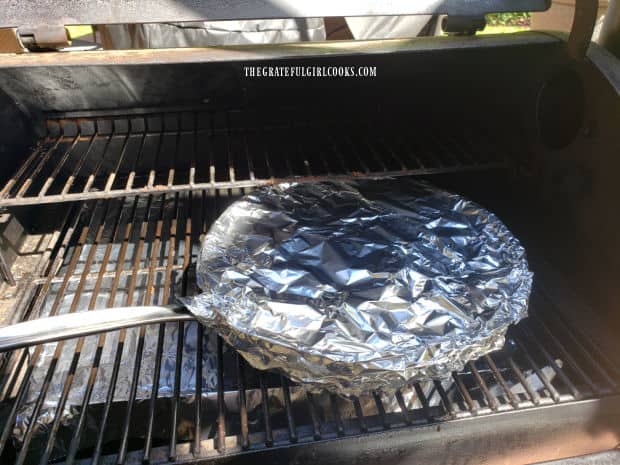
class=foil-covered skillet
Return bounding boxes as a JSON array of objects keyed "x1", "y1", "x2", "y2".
[{"x1": 183, "y1": 179, "x2": 533, "y2": 396}]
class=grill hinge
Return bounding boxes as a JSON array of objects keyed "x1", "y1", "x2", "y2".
[
  {"x1": 441, "y1": 15, "x2": 487, "y2": 36},
  {"x1": 0, "y1": 28, "x2": 24, "y2": 53},
  {"x1": 17, "y1": 25, "x2": 71, "y2": 51}
]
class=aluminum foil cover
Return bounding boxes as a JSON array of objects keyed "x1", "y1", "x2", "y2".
[{"x1": 184, "y1": 179, "x2": 533, "y2": 396}]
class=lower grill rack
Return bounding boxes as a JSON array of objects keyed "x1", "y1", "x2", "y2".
[
  {"x1": 1, "y1": 305, "x2": 619, "y2": 465},
  {"x1": 0, "y1": 192, "x2": 619, "y2": 465}
]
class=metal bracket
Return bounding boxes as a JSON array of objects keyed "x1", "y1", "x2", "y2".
[
  {"x1": 441, "y1": 16, "x2": 487, "y2": 35},
  {"x1": 0, "y1": 251, "x2": 15, "y2": 286},
  {"x1": 568, "y1": 0, "x2": 600, "y2": 60},
  {"x1": 0, "y1": 28, "x2": 24, "y2": 53},
  {"x1": 0, "y1": 212, "x2": 19, "y2": 286},
  {"x1": 18, "y1": 25, "x2": 70, "y2": 51}
]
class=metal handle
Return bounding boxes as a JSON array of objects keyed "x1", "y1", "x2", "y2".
[
  {"x1": 568, "y1": 0, "x2": 599, "y2": 60},
  {"x1": 0, "y1": 305, "x2": 194, "y2": 352}
]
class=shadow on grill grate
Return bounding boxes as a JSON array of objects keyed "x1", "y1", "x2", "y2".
[
  {"x1": 0, "y1": 107, "x2": 508, "y2": 208},
  {"x1": 0, "y1": 187, "x2": 619, "y2": 465}
]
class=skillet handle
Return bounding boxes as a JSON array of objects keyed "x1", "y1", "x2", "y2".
[{"x1": 0, "y1": 305, "x2": 193, "y2": 352}]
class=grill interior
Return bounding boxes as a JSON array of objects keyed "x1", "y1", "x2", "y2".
[
  {"x1": 0, "y1": 34, "x2": 619, "y2": 464},
  {"x1": 0, "y1": 107, "x2": 618, "y2": 465}
]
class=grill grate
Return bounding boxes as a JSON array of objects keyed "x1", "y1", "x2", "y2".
[
  {"x1": 0, "y1": 190, "x2": 619, "y2": 465},
  {"x1": 0, "y1": 107, "x2": 508, "y2": 208}
]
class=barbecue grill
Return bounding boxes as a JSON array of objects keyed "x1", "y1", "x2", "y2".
[{"x1": 0, "y1": 1, "x2": 619, "y2": 464}]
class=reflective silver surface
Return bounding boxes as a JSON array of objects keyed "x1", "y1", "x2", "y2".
[
  {"x1": 184, "y1": 179, "x2": 533, "y2": 395},
  {"x1": 0, "y1": 305, "x2": 191, "y2": 352}
]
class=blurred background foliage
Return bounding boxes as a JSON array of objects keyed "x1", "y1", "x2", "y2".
[{"x1": 486, "y1": 12, "x2": 531, "y2": 27}]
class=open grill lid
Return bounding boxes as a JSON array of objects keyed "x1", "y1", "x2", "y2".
[
  {"x1": 0, "y1": 0, "x2": 601, "y2": 62},
  {"x1": 0, "y1": 0, "x2": 550, "y2": 28}
]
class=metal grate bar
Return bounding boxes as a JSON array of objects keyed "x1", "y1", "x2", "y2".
[
  {"x1": 5, "y1": 202, "x2": 78, "y2": 328},
  {"x1": 64, "y1": 198, "x2": 134, "y2": 465},
  {"x1": 36, "y1": 135, "x2": 82, "y2": 198},
  {"x1": 306, "y1": 392, "x2": 321, "y2": 440},
  {"x1": 144, "y1": 324, "x2": 166, "y2": 464},
  {"x1": 512, "y1": 332, "x2": 561, "y2": 403},
  {"x1": 259, "y1": 372, "x2": 273, "y2": 447},
  {"x1": 116, "y1": 196, "x2": 155, "y2": 463},
  {"x1": 352, "y1": 397, "x2": 368, "y2": 432},
  {"x1": 0, "y1": 201, "x2": 97, "y2": 463},
  {"x1": 281, "y1": 376, "x2": 298, "y2": 443},
  {"x1": 530, "y1": 312, "x2": 599, "y2": 395},
  {"x1": 468, "y1": 361, "x2": 499, "y2": 411},
  {"x1": 144, "y1": 193, "x2": 179, "y2": 464},
  {"x1": 236, "y1": 355, "x2": 250, "y2": 449},
  {"x1": 535, "y1": 292, "x2": 620, "y2": 388},
  {"x1": 118, "y1": 325, "x2": 148, "y2": 465},
  {"x1": 452, "y1": 372, "x2": 477, "y2": 413},
  {"x1": 91, "y1": 195, "x2": 144, "y2": 465},
  {"x1": 14, "y1": 137, "x2": 64, "y2": 199},
  {"x1": 0, "y1": 109, "x2": 508, "y2": 208},
  {"x1": 329, "y1": 394, "x2": 345, "y2": 437},
  {"x1": 395, "y1": 389, "x2": 412, "y2": 425},
  {"x1": 0, "y1": 142, "x2": 47, "y2": 199},
  {"x1": 171, "y1": 189, "x2": 198, "y2": 459},
  {"x1": 413, "y1": 383, "x2": 433, "y2": 422},
  {"x1": 60, "y1": 133, "x2": 97, "y2": 196},
  {"x1": 0, "y1": 349, "x2": 27, "y2": 402},
  {"x1": 432, "y1": 380, "x2": 455, "y2": 417},
  {"x1": 117, "y1": 194, "x2": 161, "y2": 465},
  {"x1": 8, "y1": 200, "x2": 83, "y2": 329},
  {"x1": 194, "y1": 323, "x2": 204, "y2": 455},
  {"x1": 372, "y1": 392, "x2": 389, "y2": 430},
  {"x1": 484, "y1": 355, "x2": 520, "y2": 408},
  {"x1": 81, "y1": 130, "x2": 115, "y2": 196},
  {"x1": 38, "y1": 200, "x2": 116, "y2": 465},
  {"x1": 517, "y1": 325, "x2": 581, "y2": 400},
  {"x1": 169, "y1": 322, "x2": 185, "y2": 458},
  {"x1": 507, "y1": 356, "x2": 541, "y2": 405}
]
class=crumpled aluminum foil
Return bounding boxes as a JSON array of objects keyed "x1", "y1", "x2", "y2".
[{"x1": 183, "y1": 179, "x2": 533, "y2": 396}]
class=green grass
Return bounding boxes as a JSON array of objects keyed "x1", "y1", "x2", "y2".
[
  {"x1": 66, "y1": 25, "x2": 93, "y2": 39},
  {"x1": 479, "y1": 25, "x2": 530, "y2": 35}
]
